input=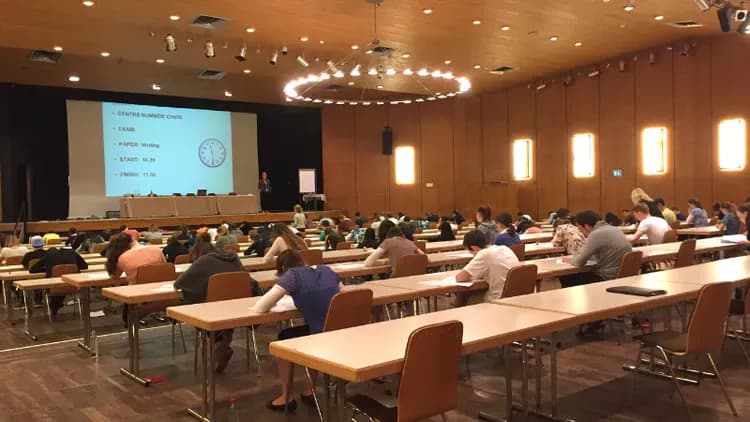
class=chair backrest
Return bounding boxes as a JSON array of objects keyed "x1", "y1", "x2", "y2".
[
  {"x1": 670, "y1": 221, "x2": 681, "y2": 230},
  {"x1": 414, "y1": 227, "x2": 423, "y2": 234},
  {"x1": 414, "y1": 240, "x2": 427, "y2": 253},
  {"x1": 148, "y1": 238, "x2": 162, "y2": 245},
  {"x1": 662, "y1": 230, "x2": 678, "y2": 244},
  {"x1": 224, "y1": 243, "x2": 240, "y2": 252},
  {"x1": 47, "y1": 238, "x2": 62, "y2": 246},
  {"x1": 674, "y1": 239, "x2": 696, "y2": 269},
  {"x1": 5, "y1": 255, "x2": 23, "y2": 265},
  {"x1": 336, "y1": 241, "x2": 353, "y2": 250},
  {"x1": 206, "y1": 272, "x2": 256, "y2": 302},
  {"x1": 685, "y1": 282, "x2": 733, "y2": 354},
  {"x1": 501, "y1": 264, "x2": 538, "y2": 298},
  {"x1": 173, "y1": 254, "x2": 190, "y2": 265},
  {"x1": 134, "y1": 263, "x2": 176, "y2": 285},
  {"x1": 237, "y1": 235, "x2": 249, "y2": 243},
  {"x1": 397, "y1": 321, "x2": 463, "y2": 421},
  {"x1": 51, "y1": 263, "x2": 79, "y2": 277},
  {"x1": 322, "y1": 289, "x2": 374, "y2": 332},
  {"x1": 27, "y1": 258, "x2": 40, "y2": 269},
  {"x1": 709, "y1": 216, "x2": 719, "y2": 226},
  {"x1": 616, "y1": 251, "x2": 643, "y2": 278},
  {"x1": 299, "y1": 249, "x2": 323, "y2": 266},
  {"x1": 304, "y1": 238, "x2": 314, "y2": 247},
  {"x1": 509, "y1": 243, "x2": 525, "y2": 262},
  {"x1": 391, "y1": 253, "x2": 428, "y2": 278},
  {"x1": 92, "y1": 242, "x2": 108, "y2": 254},
  {"x1": 428, "y1": 222, "x2": 437, "y2": 229}
]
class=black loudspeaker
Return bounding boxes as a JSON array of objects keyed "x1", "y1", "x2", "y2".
[
  {"x1": 718, "y1": 6, "x2": 733, "y2": 32},
  {"x1": 382, "y1": 126, "x2": 393, "y2": 155}
]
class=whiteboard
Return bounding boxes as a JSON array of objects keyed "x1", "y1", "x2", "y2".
[{"x1": 298, "y1": 168, "x2": 316, "y2": 193}]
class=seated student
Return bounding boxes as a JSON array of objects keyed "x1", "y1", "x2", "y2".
[
  {"x1": 252, "y1": 250, "x2": 341, "y2": 411},
  {"x1": 475, "y1": 205, "x2": 497, "y2": 244},
  {"x1": 604, "y1": 212, "x2": 623, "y2": 227},
  {"x1": 405, "y1": 216, "x2": 420, "y2": 233},
  {"x1": 176, "y1": 225, "x2": 190, "y2": 241},
  {"x1": 22, "y1": 235, "x2": 48, "y2": 269},
  {"x1": 215, "y1": 225, "x2": 237, "y2": 245},
  {"x1": 655, "y1": 198, "x2": 677, "y2": 225},
  {"x1": 375, "y1": 219, "x2": 395, "y2": 246},
  {"x1": 629, "y1": 203, "x2": 671, "y2": 244},
  {"x1": 712, "y1": 202, "x2": 726, "y2": 221},
  {"x1": 363, "y1": 227, "x2": 424, "y2": 274},
  {"x1": 317, "y1": 220, "x2": 331, "y2": 241},
  {"x1": 621, "y1": 209, "x2": 638, "y2": 226},
  {"x1": 397, "y1": 212, "x2": 406, "y2": 223},
  {"x1": 190, "y1": 232, "x2": 215, "y2": 262},
  {"x1": 244, "y1": 226, "x2": 272, "y2": 256},
  {"x1": 515, "y1": 212, "x2": 536, "y2": 234},
  {"x1": 174, "y1": 236, "x2": 254, "y2": 372},
  {"x1": 631, "y1": 187, "x2": 664, "y2": 219},
  {"x1": 559, "y1": 210, "x2": 632, "y2": 288},
  {"x1": 686, "y1": 198, "x2": 709, "y2": 227},
  {"x1": 493, "y1": 212, "x2": 521, "y2": 247},
  {"x1": 385, "y1": 213, "x2": 399, "y2": 225},
  {"x1": 345, "y1": 221, "x2": 366, "y2": 244},
  {"x1": 737, "y1": 203, "x2": 750, "y2": 242},
  {"x1": 718, "y1": 202, "x2": 740, "y2": 235},
  {"x1": 263, "y1": 224, "x2": 308, "y2": 264},
  {"x1": 338, "y1": 215, "x2": 353, "y2": 233},
  {"x1": 438, "y1": 220, "x2": 456, "y2": 241},
  {"x1": 398, "y1": 221, "x2": 415, "y2": 241},
  {"x1": 357, "y1": 228, "x2": 378, "y2": 249},
  {"x1": 323, "y1": 227, "x2": 345, "y2": 250},
  {"x1": 354, "y1": 211, "x2": 368, "y2": 227},
  {"x1": 65, "y1": 228, "x2": 79, "y2": 248},
  {"x1": 370, "y1": 213, "x2": 383, "y2": 231},
  {"x1": 318, "y1": 216, "x2": 334, "y2": 228},
  {"x1": 673, "y1": 207, "x2": 687, "y2": 221},
  {"x1": 42, "y1": 232, "x2": 61, "y2": 245},
  {"x1": 30, "y1": 245, "x2": 88, "y2": 317},
  {"x1": 106, "y1": 231, "x2": 165, "y2": 284},
  {"x1": 552, "y1": 208, "x2": 585, "y2": 255},
  {"x1": 162, "y1": 235, "x2": 189, "y2": 263},
  {"x1": 0, "y1": 234, "x2": 28, "y2": 262},
  {"x1": 292, "y1": 204, "x2": 306, "y2": 229},
  {"x1": 229, "y1": 224, "x2": 244, "y2": 238},
  {"x1": 144, "y1": 224, "x2": 163, "y2": 242},
  {"x1": 453, "y1": 209, "x2": 466, "y2": 225},
  {"x1": 455, "y1": 230, "x2": 520, "y2": 305}
]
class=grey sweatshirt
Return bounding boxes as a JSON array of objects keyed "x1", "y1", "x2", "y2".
[
  {"x1": 174, "y1": 250, "x2": 244, "y2": 304},
  {"x1": 569, "y1": 221, "x2": 632, "y2": 280}
]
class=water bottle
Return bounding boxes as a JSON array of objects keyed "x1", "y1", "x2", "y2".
[{"x1": 229, "y1": 397, "x2": 240, "y2": 422}]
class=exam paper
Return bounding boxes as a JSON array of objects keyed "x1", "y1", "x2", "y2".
[{"x1": 419, "y1": 277, "x2": 474, "y2": 288}]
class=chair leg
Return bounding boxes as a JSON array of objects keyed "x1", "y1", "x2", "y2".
[
  {"x1": 194, "y1": 330, "x2": 201, "y2": 376},
  {"x1": 707, "y1": 352, "x2": 739, "y2": 416},
  {"x1": 171, "y1": 321, "x2": 176, "y2": 358},
  {"x1": 251, "y1": 326, "x2": 262, "y2": 377},
  {"x1": 45, "y1": 293, "x2": 52, "y2": 323},
  {"x1": 178, "y1": 322, "x2": 187, "y2": 353},
  {"x1": 245, "y1": 328, "x2": 251, "y2": 371},
  {"x1": 737, "y1": 330, "x2": 750, "y2": 366},
  {"x1": 657, "y1": 346, "x2": 691, "y2": 420},
  {"x1": 631, "y1": 345, "x2": 643, "y2": 399},
  {"x1": 304, "y1": 366, "x2": 324, "y2": 422}
]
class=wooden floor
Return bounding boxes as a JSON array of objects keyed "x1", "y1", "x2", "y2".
[{"x1": 1, "y1": 286, "x2": 749, "y2": 421}]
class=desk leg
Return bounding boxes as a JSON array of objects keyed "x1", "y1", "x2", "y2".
[
  {"x1": 7, "y1": 282, "x2": 15, "y2": 326},
  {"x1": 188, "y1": 329, "x2": 210, "y2": 421},
  {"x1": 76, "y1": 287, "x2": 95, "y2": 354},
  {"x1": 478, "y1": 345, "x2": 513, "y2": 421},
  {"x1": 22, "y1": 289, "x2": 36, "y2": 341},
  {"x1": 2, "y1": 279, "x2": 8, "y2": 307},
  {"x1": 535, "y1": 338, "x2": 542, "y2": 410},
  {"x1": 119, "y1": 304, "x2": 150, "y2": 386}
]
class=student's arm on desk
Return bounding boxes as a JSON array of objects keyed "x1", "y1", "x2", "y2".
[
  {"x1": 569, "y1": 237, "x2": 596, "y2": 268},
  {"x1": 455, "y1": 269, "x2": 472, "y2": 282},
  {"x1": 629, "y1": 226, "x2": 646, "y2": 244},
  {"x1": 363, "y1": 247, "x2": 385, "y2": 267},
  {"x1": 253, "y1": 285, "x2": 288, "y2": 313}
]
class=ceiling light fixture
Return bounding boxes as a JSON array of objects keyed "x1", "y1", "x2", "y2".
[
  {"x1": 386, "y1": 68, "x2": 397, "y2": 76},
  {"x1": 350, "y1": 63, "x2": 361, "y2": 76},
  {"x1": 224, "y1": 90, "x2": 233, "y2": 97},
  {"x1": 654, "y1": 15, "x2": 664, "y2": 20},
  {"x1": 624, "y1": 0, "x2": 635, "y2": 11},
  {"x1": 326, "y1": 60, "x2": 339, "y2": 73},
  {"x1": 82, "y1": 1, "x2": 94, "y2": 6},
  {"x1": 235, "y1": 44, "x2": 248, "y2": 62},
  {"x1": 243, "y1": 69, "x2": 252, "y2": 74},
  {"x1": 320, "y1": 40, "x2": 325, "y2": 44},
  {"x1": 169, "y1": 15, "x2": 180, "y2": 21},
  {"x1": 401, "y1": 52, "x2": 411, "y2": 58},
  {"x1": 245, "y1": 27, "x2": 256, "y2": 33},
  {"x1": 403, "y1": 68, "x2": 414, "y2": 75},
  {"x1": 549, "y1": 35, "x2": 559, "y2": 41},
  {"x1": 500, "y1": 25, "x2": 511, "y2": 31},
  {"x1": 444, "y1": 60, "x2": 451, "y2": 64},
  {"x1": 351, "y1": 44, "x2": 359, "y2": 50},
  {"x1": 53, "y1": 46, "x2": 63, "y2": 52},
  {"x1": 165, "y1": 34, "x2": 177, "y2": 52},
  {"x1": 152, "y1": 84, "x2": 161, "y2": 91},
  {"x1": 574, "y1": 41, "x2": 583, "y2": 47},
  {"x1": 377, "y1": 85, "x2": 384, "y2": 89},
  {"x1": 473, "y1": 64, "x2": 481, "y2": 69},
  {"x1": 269, "y1": 50, "x2": 278, "y2": 65},
  {"x1": 423, "y1": 8, "x2": 433, "y2": 14},
  {"x1": 693, "y1": 0, "x2": 710, "y2": 12},
  {"x1": 68, "y1": 75, "x2": 80, "y2": 82},
  {"x1": 300, "y1": 36, "x2": 309, "y2": 42},
  {"x1": 155, "y1": 58, "x2": 165, "y2": 63},
  {"x1": 296, "y1": 54, "x2": 309, "y2": 67},
  {"x1": 348, "y1": 81, "x2": 355, "y2": 86},
  {"x1": 334, "y1": 70, "x2": 345, "y2": 78},
  {"x1": 472, "y1": 19, "x2": 481, "y2": 25},
  {"x1": 100, "y1": 51, "x2": 110, "y2": 57}
]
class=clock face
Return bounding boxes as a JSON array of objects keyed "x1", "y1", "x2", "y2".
[{"x1": 198, "y1": 138, "x2": 227, "y2": 168}]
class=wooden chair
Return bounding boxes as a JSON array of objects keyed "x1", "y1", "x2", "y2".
[
  {"x1": 224, "y1": 243, "x2": 240, "y2": 252},
  {"x1": 92, "y1": 242, "x2": 108, "y2": 254},
  {"x1": 509, "y1": 243, "x2": 525, "y2": 262},
  {"x1": 46, "y1": 238, "x2": 62, "y2": 246},
  {"x1": 299, "y1": 249, "x2": 323, "y2": 266},
  {"x1": 674, "y1": 239, "x2": 696, "y2": 269},
  {"x1": 237, "y1": 235, "x2": 249, "y2": 243},
  {"x1": 670, "y1": 221, "x2": 681, "y2": 230},
  {"x1": 501, "y1": 264, "x2": 538, "y2": 298},
  {"x1": 148, "y1": 238, "x2": 163, "y2": 245},
  {"x1": 45, "y1": 264, "x2": 82, "y2": 321},
  {"x1": 633, "y1": 282, "x2": 737, "y2": 418},
  {"x1": 27, "y1": 258, "x2": 40, "y2": 270},
  {"x1": 173, "y1": 254, "x2": 190, "y2": 265},
  {"x1": 304, "y1": 238, "x2": 314, "y2": 247},
  {"x1": 348, "y1": 321, "x2": 464, "y2": 422},
  {"x1": 134, "y1": 263, "x2": 185, "y2": 354},
  {"x1": 617, "y1": 251, "x2": 643, "y2": 278},
  {"x1": 391, "y1": 253, "x2": 428, "y2": 278},
  {"x1": 427, "y1": 221, "x2": 438, "y2": 230},
  {"x1": 336, "y1": 241, "x2": 353, "y2": 250},
  {"x1": 4, "y1": 255, "x2": 23, "y2": 265},
  {"x1": 728, "y1": 286, "x2": 750, "y2": 365},
  {"x1": 662, "y1": 230, "x2": 678, "y2": 244},
  {"x1": 413, "y1": 240, "x2": 427, "y2": 253}
]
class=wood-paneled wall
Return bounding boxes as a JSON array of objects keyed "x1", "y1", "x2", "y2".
[{"x1": 322, "y1": 35, "x2": 750, "y2": 219}]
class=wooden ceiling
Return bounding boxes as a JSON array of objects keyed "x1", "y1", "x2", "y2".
[{"x1": 0, "y1": 0, "x2": 726, "y2": 105}]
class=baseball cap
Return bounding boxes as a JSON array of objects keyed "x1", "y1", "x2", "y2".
[{"x1": 30, "y1": 236, "x2": 44, "y2": 248}]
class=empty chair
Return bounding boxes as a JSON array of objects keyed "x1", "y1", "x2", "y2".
[
  {"x1": 670, "y1": 221, "x2": 681, "y2": 230},
  {"x1": 509, "y1": 243, "x2": 525, "y2": 262},
  {"x1": 298, "y1": 249, "x2": 323, "y2": 266},
  {"x1": 391, "y1": 253, "x2": 428, "y2": 278},
  {"x1": 501, "y1": 264, "x2": 538, "y2": 298},
  {"x1": 414, "y1": 240, "x2": 427, "y2": 253},
  {"x1": 92, "y1": 242, "x2": 108, "y2": 254},
  {"x1": 633, "y1": 282, "x2": 737, "y2": 418},
  {"x1": 134, "y1": 263, "x2": 185, "y2": 354},
  {"x1": 173, "y1": 254, "x2": 190, "y2": 265},
  {"x1": 46, "y1": 238, "x2": 63, "y2": 246},
  {"x1": 46, "y1": 264, "x2": 81, "y2": 321},
  {"x1": 148, "y1": 238, "x2": 162, "y2": 245},
  {"x1": 662, "y1": 230, "x2": 678, "y2": 244},
  {"x1": 427, "y1": 222, "x2": 438, "y2": 230},
  {"x1": 4, "y1": 255, "x2": 23, "y2": 265},
  {"x1": 414, "y1": 227, "x2": 423, "y2": 234},
  {"x1": 335, "y1": 241, "x2": 353, "y2": 250},
  {"x1": 617, "y1": 251, "x2": 643, "y2": 278},
  {"x1": 348, "y1": 321, "x2": 464, "y2": 422},
  {"x1": 674, "y1": 239, "x2": 696, "y2": 269}
]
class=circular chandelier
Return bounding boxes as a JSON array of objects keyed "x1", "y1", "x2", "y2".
[{"x1": 282, "y1": 0, "x2": 471, "y2": 105}]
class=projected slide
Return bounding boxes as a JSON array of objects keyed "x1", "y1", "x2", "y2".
[{"x1": 102, "y1": 102, "x2": 233, "y2": 196}]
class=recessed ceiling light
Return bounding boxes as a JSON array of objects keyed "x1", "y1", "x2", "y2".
[
  {"x1": 224, "y1": 90, "x2": 233, "y2": 97},
  {"x1": 351, "y1": 44, "x2": 359, "y2": 50},
  {"x1": 68, "y1": 75, "x2": 80, "y2": 82},
  {"x1": 574, "y1": 41, "x2": 583, "y2": 47},
  {"x1": 423, "y1": 8, "x2": 433, "y2": 14},
  {"x1": 169, "y1": 15, "x2": 180, "y2": 21},
  {"x1": 401, "y1": 52, "x2": 411, "y2": 58},
  {"x1": 243, "y1": 69, "x2": 251, "y2": 74},
  {"x1": 53, "y1": 46, "x2": 63, "y2": 52},
  {"x1": 299, "y1": 36, "x2": 309, "y2": 42},
  {"x1": 82, "y1": 1, "x2": 94, "y2": 6},
  {"x1": 152, "y1": 84, "x2": 161, "y2": 91},
  {"x1": 347, "y1": 81, "x2": 355, "y2": 85},
  {"x1": 473, "y1": 64, "x2": 481, "y2": 69},
  {"x1": 472, "y1": 19, "x2": 481, "y2": 25},
  {"x1": 500, "y1": 25, "x2": 511, "y2": 31},
  {"x1": 245, "y1": 27, "x2": 256, "y2": 33},
  {"x1": 654, "y1": 15, "x2": 664, "y2": 21},
  {"x1": 403, "y1": 68, "x2": 414, "y2": 75},
  {"x1": 444, "y1": 60, "x2": 452, "y2": 64},
  {"x1": 624, "y1": 5, "x2": 634, "y2": 11},
  {"x1": 155, "y1": 58, "x2": 165, "y2": 63},
  {"x1": 549, "y1": 35, "x2": 559, "y2": 41},
  {"x1": 100, "y1": 51, "x2": 110, "y2": 57},
  {"x1": 377, "y1": 85, "x2": 384, "y2": 89},
  {"x1": 319, "y1": 40, "x2": 325, "y2": 45}
]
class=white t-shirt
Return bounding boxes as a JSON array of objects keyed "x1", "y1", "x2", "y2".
[
  {"x1": 1, "y1": 246, "x2": 28, "y2": 259},
  {"x1": 633, "y1": 216, "x2": 671, "y2": 244},
  {"x1": 462, "y1": 245, "x2": 521, "y2": 302}
]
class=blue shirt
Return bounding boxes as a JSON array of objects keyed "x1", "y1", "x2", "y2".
[
  {"x1": 722, "y1": 213, "x2": 740, "y2": 235},
  {"x1": 690, "y1": 208, "x2": 709, "y2": 227},
  {"x1": 493, "y1": 231, "x2": 521, "y2": 247},
  {"x1": 277, "y1": 266, "x2": 340, "y2": 333}
]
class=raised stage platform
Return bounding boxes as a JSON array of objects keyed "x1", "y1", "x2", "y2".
[{"x1": 0, "y1": 210, "x2": 344, "y2": 234}]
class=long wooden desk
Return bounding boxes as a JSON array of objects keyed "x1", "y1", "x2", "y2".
[
  {"x1": 676, "y1": 226, "x2": 724, "y2": 237},
  {"x1": 241, "y1": 249, "x2": 371, "y2": 271}
]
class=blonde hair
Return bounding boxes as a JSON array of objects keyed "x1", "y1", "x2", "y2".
[
  {"x1": 293, "y1": 204, "x2": 303, "y2": 213},
  {"x1": 630, "y1": 187, "x2": 653, "y2": 205}
]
